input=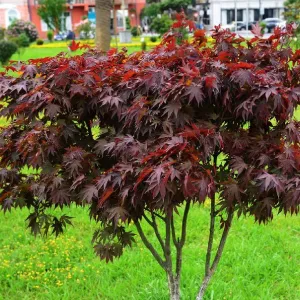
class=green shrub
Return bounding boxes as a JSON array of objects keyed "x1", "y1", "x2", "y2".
[
  {"x1": 259, "y1": 21, "x2": 267, "y2": 34},
  {"x1": 150, "y1": 15, "x2": 173, "y2": 36},
  {"x1": 126, "y1": 17, "x2": 131, "y2": 30},
  {"x1": 47, "y1": 30, "x2": 53, "y2": 42},
  {"x1": 141, "y1": 40, "x2": 147, "y2": 51},
  {"x1": 0, "y1": 40, "x2": 17, "y2": 65},
  {"x1": 6, "y1": 20, "x2": 38, "y2": 42},
  {"x1": 36, "y1": 39, "x2": 44, "y2": 45},
  {"x1": 131, "y1": 26, "x2": 141, "y2": 37},
  {"x1": 291, "y1": 35, "x2": 300, "y2": 50},
  {"x1": 11, "y1": 33, "x2": 30, "y2": 48},
  {"x1": 150, "y1": 36, "x2": 157, "y2": 43},
  {"x1": 0, "y1": 27, "x2": 5, "y2": 40}
]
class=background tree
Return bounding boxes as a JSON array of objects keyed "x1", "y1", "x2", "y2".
[
  {"x1": 142, "y1": 2, "x2": 161, "y2": 21},
  {"x1": 160, "y1": 0, "x2": 192, "y2": 12},
  {"x1": 0, "y1": 16, "x2": 299, "y2": 300},
  {"x1": 37, "y1": 0, "x2": 66, "y2": 32},
  {"x1": 150, "y1": 14, "x2": 173, "y2": 35},
  {"x1": 143, "y1": 0, "x2": 192, "y2": 28},
  {"x1": 284, "y1": 0, "x2": 300, "y2": 33},
  {"x1": 95, "y1": 0, "x2": 112, "y2": 51},
  {"x1": 146, "y1": 0, "x2": 162, "y2": 3}
]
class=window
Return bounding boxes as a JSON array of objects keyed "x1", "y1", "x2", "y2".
[
  {"x1": 6, "y1": 9, "x2": 19, "y2": 27},
  {"x1": 226, "y1": 9, "x2": 243, "y2": 24},
  {"x1": 237, "y1": 9, "x2": 243, "y2": 22},
  {"x1": 263, "y1": 9, "x2": 274, "y2": 19},
  {"x1": 62, "y1": 12, "x2": 72, "y2": 31},
  {"x1": 227, "y1": 10, "x2": 234, "y2": 24},
  {"x1": 117, "y1": 12, "x2": 124, "y2": 28},
  {"x1": 41, "y1": 20, "x2": 48, "y2": 32},
  {"x1": 254, "y1": 9, "x2": 259, "y2": 21},
  {"x1": 116, "y1": 10, "x2": 128, "y2": 28}
]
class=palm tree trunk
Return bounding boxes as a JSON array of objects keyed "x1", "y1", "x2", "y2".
[{"x1": 95, "y1": 0, "x2": 112, "y2": 51}]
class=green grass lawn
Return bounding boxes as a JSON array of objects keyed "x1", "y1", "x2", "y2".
[
  {"x1": 11, "y1": 48, "x2": 71, "y2": 61},
  {"x1": 0, "y1": 205, "x2": 299, "y2": 300},
  {"x1": 8, "y1": 45, "x2": 147, "y2": 62}
]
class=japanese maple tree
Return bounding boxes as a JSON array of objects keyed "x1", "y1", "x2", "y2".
[{"x1": 0, "y1": 14, "x2": 299, "y2": 299}]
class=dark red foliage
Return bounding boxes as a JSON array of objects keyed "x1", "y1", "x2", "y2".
[{"x1": 0, "y1": 19, "x2": 299, "y2": 261}]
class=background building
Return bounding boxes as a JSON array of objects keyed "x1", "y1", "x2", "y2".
[
  {"x1": 30, "y1": 0, "x2": 146, "y2": 38},
  {"x1": 0, "y1": 0, "x2": 30, "y2": 29},
  {"x1": 0, "y1": 0, "x2": 146, "y2": 39},
  {"x1": 209, "y1": 0, "x2": 285, "y2": 26},
  {"x1": 193, "y1": 0, "x2": 285, "y2": 28}
]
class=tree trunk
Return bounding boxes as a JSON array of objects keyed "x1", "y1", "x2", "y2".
[
  {"x1": 167, "y1": 273, "x2": 180, "y2": 300},
  {"x1": 196, "y1": 275, "x2": 211, "y2": 300},
  {"x1": 95, "y1": 0, "x2": 112, "y2": 51}
]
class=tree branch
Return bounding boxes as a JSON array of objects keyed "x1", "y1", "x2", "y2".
[
  {"x1": 210, "y1": 209, "x2": 234, "y2": 273},
  {"x1": 175, "y1": 200, "x2": 191, "y2": 277},
  {"x1": 205, "y1": 195, "x2": 215, "y2": 276},
  {"x1": 205, "y1": 153, "x2": 218, "y2": 276},
  {"x1": 85, "y1": 120, "x2": 94, "y2": 141},
  {"x1": 145, "y1": 208, "x2": 166, "y2": 222},
  {"x1": 142, "y1": 213, "x2": 153, "y2": 227},
  {"x1": 179, "y1": 200, "x2": 190, "y2": 247},
  {"x1": 171, "y1": 215, "x2": 179, "y2": 248},
  {"x1": 151, "y1": 212, "x2": 166, "y2": 252},
  {"x1": 165, "y1": 212, "x2": 173, "y2": 274},
  {"x1": 196, "y1": 209, "x2": 234, "y2": 300},
  {"x1": 135, "y1": 221, "x2": 166, "y2": 270}
]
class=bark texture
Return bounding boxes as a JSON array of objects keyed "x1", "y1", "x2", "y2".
[
  {"x1": 95, "y1": 0, "x2": 112, "y2": 51},
  {"x1": 168, "y1": 274, "x2": 180, "y2": 300}
]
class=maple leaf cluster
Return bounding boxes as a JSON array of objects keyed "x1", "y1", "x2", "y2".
[{"x1": 0, "y1": 21, "x2": 299, "y2": 262}]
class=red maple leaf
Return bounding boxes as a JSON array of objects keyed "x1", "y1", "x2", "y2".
[
  {"x1": 107, "y1": 48, "x2": 118, "y2": 56},
  {"x1": 194, "y1": 29, "x2": 206, "y2": 38},
  {"x1": 218, "y1": 51, "x2": 231, "y2": 62},
  {"x1": 123, "y1": 70, "x2": 136, "y2": 81},
  {"x1": 98, "y1": 186, "x2": 114, "y2": 208},
  {"x1": 205, "y1": 76, "x2": 217, "y2": 89},
  {"x1": 69, "y1": 40, "x2": 80, "y2": 52}
]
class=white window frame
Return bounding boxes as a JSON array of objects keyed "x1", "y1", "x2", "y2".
[
  {"x1": 5, "y1": 8, "x2": 20, "y2": 28},
  {"x1": 41, "y1": 19, "x2": 48, "y2": 32}
]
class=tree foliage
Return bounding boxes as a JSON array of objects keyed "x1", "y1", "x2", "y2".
[
  {"x1": 143, "y1": 0, "x2": 192, "y2": 21},
  {"x1": 150, "y1": 15, "x2": 173, "y2": 35},
  {"x1": 6, "y1": 20, "x2": 38, "y2": 42},
  {"x1": 0, "y1": 41, "x2": 17, "y2": 65},
  {"x1": 0, "y1": 14, "x2": 299, "y2": 299},
  {"x1": 284, "y1": 0, "x2": 300, "y2": 22},
  {"x1": 142, "y1": 2, "x2": 161, "y2": 19},
  {"x1": 160, "y1": 0, "x2": 192, "y2": 12},
  {"x1": 37, "y1": 0, "x2": 66, "y2": 32}
]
